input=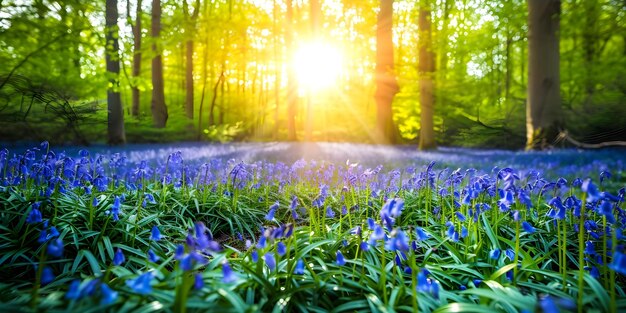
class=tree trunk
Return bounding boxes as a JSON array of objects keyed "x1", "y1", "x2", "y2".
[
  {"x1": 105, "y1": 0, "x2": 125, "y2": 144},
  {"x1": 374, "y1": 0, "x2": 399, "y2": 144},
  {"x1": 418, "y1": 1, "x2": 436, "y2": 150},
  {"x1": 184, "y1": 0, "x2": 200, "y2": 120},
  {"x1": 286, "y1": 0, "x2": 298, "y2": 141},
  {"x1": 151, "y1": 0, "x2": 168, "y2": 128},
  {"x1": 131, "y1": 0, "x2": 142, "y2": 117},
  {"x1": 526, "y1": 0, "x2": 562, "y2": 150}
]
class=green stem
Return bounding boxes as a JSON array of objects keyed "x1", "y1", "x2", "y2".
[
  {"x1": 513, "y1": 220, "x2": 520, "y2": 286},
  {"x1": 577, "y1": 194, "x2": 586, "y2": 313}
]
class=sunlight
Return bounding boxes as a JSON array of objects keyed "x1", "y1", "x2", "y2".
[{"x1": 293, "y1": 41, "x2": 344, "y2": 91}]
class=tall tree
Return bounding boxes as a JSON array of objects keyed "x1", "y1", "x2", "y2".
[
  {"x1": 286, "y1": 0, "x2": 298, "y2": 141},
  {"x1": 129, "y1": 0, "x2": 142, "y2": 117},
  {"x1": 105, "y1": 0, "x2": 125, "y2": 144},
  {"x1": 418, "y1": 0, "x2": 436, "y2": 150},
  {"x1": 526, "y1": 0, "x2": 562, "y2": 150},
  {"x1": 151, "y1": 0, "x2": 168, "y2": 128},
  {"x1": 374, "y1": 0, "x2": 399, "y2": 144},
  {"x1": 183, "y1": 0, "x2": 200, "y2": 119}
]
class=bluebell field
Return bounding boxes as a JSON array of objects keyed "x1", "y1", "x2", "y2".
[{"x1": 0, "y1": 142, "x2": 625, "y2": 312}]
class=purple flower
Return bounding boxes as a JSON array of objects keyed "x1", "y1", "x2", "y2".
[
  {"x1": 113, "y1": 248, "x2": 125, "y2": 266},
  {"x1": 326, "y1": 206, "x2": 335, "y2": 218}
]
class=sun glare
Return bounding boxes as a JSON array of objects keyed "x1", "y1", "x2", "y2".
[{"x1": 293, "y1": 42, "x2": 343, "y2": 91}]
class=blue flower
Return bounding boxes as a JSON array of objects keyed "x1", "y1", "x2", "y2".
[
  {"x1": 326, "y1": 206, "x2": 335, "y2": 218},
  {"x1": 65, "y1": 279, "x2": 82, "y2": 300},
  {"x1": 522, "y1": 221, "x2": 535, "y2": 233},
  {"x1": 294, "y1": 259, "x2": 305, "y2": 275},
  {"x1": 489, "y1": 248, "x2": 501, "y2": 260},
  {"x1": 455, "y1": 211, "x2": 466, "y2": 222},
  {"x1": 504, "y1": 249, "x2": 515, "y2": 261},
  {"x1": 150, "y1": 225, "x2": 162, "y2": 241},
  {"x1": 277, "y1": 241, "x2": 287, "y2": 256},
  {"x1": 26, "y1": 205, "x2": 42, "y2": 224},
  {"x1": 336, "y1": 251, "x2": 346, "y2": 266},
  {"x1": 415, "y1": 227, "x2": 430, "y2": 241},
  {"x1": 47, "y1": 238, "x2": 64, "y2": 258},
  {"x1": 539, "y1": 296, "x2": 559, "y2": 313},
  {"x1": 265, "y1": 201, "x2": 279, "y2": 221},
  {"x1": 222, "y1": 261, "x2": 237, "y2": 283},
  {"x1": 147, "y1": 249, "x2": 160, "y2": 263},
  {"x1": 584, "y1": 241, "x2": 595, "y2": 255},
  {"x1": 113, "y1": 248, "x2": 125, "y2": 266},
  {"x1": 194, "y1": 273, "x2": 204, "y2": 290},
  {"x1": 100, "y1": 283, "x2": 118, "y2": 305},
  {"x1": 608, "y1": 251, "x2": 626, "y2": 275},
  {"x1": 264, "y1": 252, "x2": 276, "y2": 271},
  {"x1": 251, "y1": 250, "x2": 259, "y2": 263},
  {"x1": 41, "y1": 266, "x2": 54, "y2": 285},
  {"x1": 598, "y1": 201, "x2": 616, "y2": 224},
  {"x1": 125, "y1": 272, "x2": 154, "y2": 295},
  {"x1": 385, "y1": 229, "x2": 410, "y2": 252},
  {"x1": 582, "y1": 179, "x2": 601, "y2": 203}
]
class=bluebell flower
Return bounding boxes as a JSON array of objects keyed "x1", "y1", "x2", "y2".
[
  {"x1": 582, "y1": 179, "x2": 601, "y2": 203},
  {"x1": 277, "y1": 242, "x2": 286, "y2": 256},
  {"x1": 26, "y1": 205, "x2": 42, "y2": 224},
  {"x1": 608, "y1": 251, "x2": 626, "y2": 275},
  {"x1": 512, "y1": 210, "x2": 520, "y2": 222},
  {"x1": 41, "y1": 266, "x2": 54, "y2": 285},
  {"x1": 504, "y1": 249, "x2": 515, "y2": 261},
  {"x1": 360, "y1": 241, "x2": 370, "y2": 252},
  {"x1": 336, "y1": 251, "x2": 346, "y2": 266},
  {"x1": 350, "y1": 226, "x2": 362, "y2": 236},
  {"x1": 456, "y1": 212, "x2": 466, "y2": 222},
  {"x1": 367, "y1": 218, "x2": 376, "y2": 230},
  {"x1": 222, "y1": 261, "x2": 237, "y2": 283},
  {"x1": 265, "y1": 201, "x2": 279, "y2": 221},
  {"x1": 113, "y1": 248, "x2": 125, "y2": 266},
  {"x1": 385, "y1": 229, "x2": 409, "y2": 252},
  {"x1": 264, "y1": 252, "x2": 276, "y2": 271},
  {"x1": 251, "y1": 250, "x2": 259, "y2": 263},
  {"x1": 125, "y1": 272, "x2": 154, "y2": 295},
  {"x1": 150, "y1": 225, "x2": 162, "y2": 241},
  {"x1": 326, "y1": 206, "x2": 335, "y2": 218},
  {"x1": 585, "y1": 241, "x2": 595, "y2": 255},
  {"x1": 522, "y1": 221, "x2": 535, "y2": 233},
  {"x1": 370, "y1": 225, "x2": 385, "y2": 241},
  {"x1": 589, "y1": 266, "x2": 600, "y2": 279},
  {"x1": 147, "y1": 249, "x2": 160, "y2": 263},
  {"x1": 194, "y1": 273, "x2": 204, "y2": 290},
  {"x1": 92, "y1": 197, "x2": 99, "y2": 207},
  {"x1": 473, "y1": 279, "x2": 482, "y2": 286},
  {"x1": 415, "y1": 227, "x2": 430, "y2": 241},
  {"x1": 598, "y1": 201, "x2": 616, "y2": 224},
  {"x1": 461, "y1": 226, "x2": 468, "y2": 238},
  {"x1": 294, "y1": 259, "x2": 305, "y2": 275},
  {"x1": 110, "y1": 196, "x2": 121, "y2": 221},
  {"x1": 539, "y1": 296, "x2": 559, "y2": 313},
  {"x1": 257, "y1": 236, "x2": 267, "y2": 249},
  {"x1": 65, "y1": 279, "x2": 82, "y2": 300},
  {"x1": 489, "y1": 248, "x2": 501, "y2": 260},
  {"x1": 47, "y1": 238, "x2": 64, "y2": 258},
  {"x1": 100, "y1": 283, "x2": 118, "y2": 305},
  {"x1": 517, "y1": 190, "x2": 532, "y2": 208}
]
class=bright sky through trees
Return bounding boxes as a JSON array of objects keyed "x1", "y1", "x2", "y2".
[{"x1": 293, "y1": 41, "x2": 344, "y2": 91}]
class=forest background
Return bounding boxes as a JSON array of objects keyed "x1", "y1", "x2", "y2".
[{"x1": 0, "y1": 0, "x2": 624, "y2": 149}]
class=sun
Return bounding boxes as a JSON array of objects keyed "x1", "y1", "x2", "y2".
[{"x1": 293, "y1": 41, "x2": 344, "y2": 91}]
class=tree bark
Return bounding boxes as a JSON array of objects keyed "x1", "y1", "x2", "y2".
[
  {"x1": 526, "y1": 0, "x2": 562, "y2": 150},
  {"x1": 105, "y1": 0, "x2": 125, "y2": 144},
  {"x1": 184, "y1": 0, "x2": 200, "y2": 120},
  {"x1": 131, "y1": 0, "x2": 142, "y2": 117},
  {"x1": 418, "y1": 1, "x2": 436, "y2": 150},
  {"x1": 151, "y1": 0, "x2": 168, "y2": 128},
  {"x1": 286, "y1": 0, "x2": 298, "y2": 141},
  {"x1": 374, "y1": 0, "x2": 399, "y2": 144}
]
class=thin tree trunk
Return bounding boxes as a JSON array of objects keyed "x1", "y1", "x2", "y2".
[
  {"x1": 151, "y1": 0, "x2": 168, "y2": 128},
  {"x1": 418, "y1": 1, "x2": 436, "y2": 150},
  {"x1": 131, "y1": 0, "x2": 142, "y2": 117},
  {"x1": 526, "y1": 0, "x2": 562, "y2": 150},
  {"x1": 272, "y1": 0, "x2": 280, "y2": 139},
  {"x1": 106, "y1": 0, "x2": 125, "y2": 144},
  {"x1": 374, "y1": 0, "x2": 399, "y2": 144},
  {"x1": 286, "y1": 0, "x2": 297, "y2": 140},
  {"x1": 184, "y1": 0, "x2": 200, "y2": 119}
]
